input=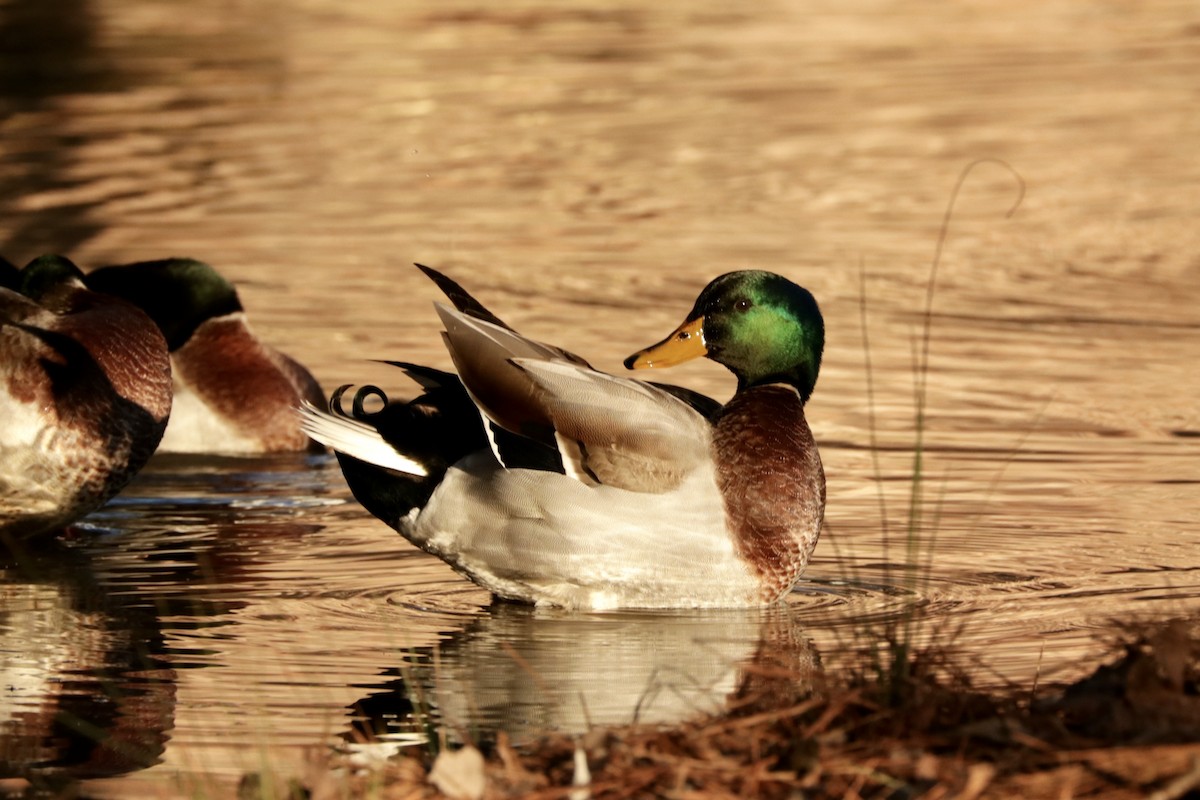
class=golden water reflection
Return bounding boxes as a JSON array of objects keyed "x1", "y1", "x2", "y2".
[{"x1": 2, "y1": 0, "x2": 1199, "y2": 795}]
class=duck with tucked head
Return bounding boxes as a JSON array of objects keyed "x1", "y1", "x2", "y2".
[
  {"x1": 86, "y1": 258, "x2": 325, "y2": 454},
  {"x1": 1, "y1": 255, "x2": 173, "y2": 544},
  {"x1": 301, "y1": 265, "x2": 825, "y2": 609}
]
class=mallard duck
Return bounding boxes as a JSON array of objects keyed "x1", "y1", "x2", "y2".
[
  {"x1": 86, "y1": 258, "x2": 325, "y2": 454},
  {"x1": 1, "y1": 255, "x2": 172, "y2": 543},
  {"x1": 300, "y1": 265, "x2": 825, "y2": 609}
]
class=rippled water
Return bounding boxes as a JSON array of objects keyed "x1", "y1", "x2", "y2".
[{"x1": 3, "y1": 0, "x2": 1200, "y2": 795}]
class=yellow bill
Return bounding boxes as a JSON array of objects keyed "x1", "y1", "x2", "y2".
[{"x1": 624, "y1": 316, "x2": 707, "y2": 369}]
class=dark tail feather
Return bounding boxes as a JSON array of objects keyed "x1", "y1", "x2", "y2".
[
  {"x1": 375, "y1": 360, "x2": 458, "y2": 391},
  {"x1": 414, "y1": 263, "x2": 511, "y2": 330}
]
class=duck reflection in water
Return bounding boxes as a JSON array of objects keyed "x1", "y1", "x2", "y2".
[
  {"x1": 0, "y1": 547, "x2": 175, "y2": 792},
  {"x1": 347, "y1": 603, "x2": 818, "y2": 749}
]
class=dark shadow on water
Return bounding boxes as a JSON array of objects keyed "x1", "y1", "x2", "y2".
[
  {"x1": 0, "y1": 0, "x2": 113, "y2": 256},
  {"x1": 0, "y1": 0, "x2": 293, "y2": 260},
  {"x1": 0, "y1": 0, "x2": 109, "y2": 101}
]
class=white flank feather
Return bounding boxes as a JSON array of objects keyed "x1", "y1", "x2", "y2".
[{"x1": 296, "y1": 402, "x2": 428, "y2": 477}]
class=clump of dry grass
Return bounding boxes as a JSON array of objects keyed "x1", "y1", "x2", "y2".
[{"x1": 278, "y1": 619, "x2": 1200, "y2": 800}]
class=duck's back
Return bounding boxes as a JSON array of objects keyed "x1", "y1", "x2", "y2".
[
  {"x1": 160, "y1": 314, "x2": 324, "y2": 453},
  {"x1": 0, "y1": 285, "x2": 171, "y2": 538}
]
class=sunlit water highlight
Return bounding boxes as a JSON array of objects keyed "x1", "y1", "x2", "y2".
[{"x1": 2, "y1": 0, "x2": 1199, "y2": 795}]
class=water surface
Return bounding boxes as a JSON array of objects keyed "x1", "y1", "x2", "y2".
[{"x1": 2, "y1": 0, "x2": 1199, "y2": 795}]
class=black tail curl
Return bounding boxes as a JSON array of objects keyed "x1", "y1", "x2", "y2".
[{"x1": 330, "y1": 384, "x2": 389, "y2": 420}]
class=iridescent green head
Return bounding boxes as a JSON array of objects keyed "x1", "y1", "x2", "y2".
[
  {"x1": 625, "y1": 270, "x2": 824, "y2": 401},
  {"x1": 18, "y1": 254, "x2": 87, "y2": 301},
  {"x1": 86, "y1": 258, "x2": 243, "y2": 350}
]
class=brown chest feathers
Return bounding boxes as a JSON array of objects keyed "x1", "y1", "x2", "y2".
[{"x1": 711, "y1": 384, "x2": 825, "y2": 602}]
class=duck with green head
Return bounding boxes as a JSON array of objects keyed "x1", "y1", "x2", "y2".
[
  {"x1": 301, "y1": 266, "x2": 825, "y2": 609},
  {"x1": 86, "y1": 258, "x2": 325, "y2": 454},
  {"x1": 1, "y1": 255, "x2": 173, "y2": 544}
]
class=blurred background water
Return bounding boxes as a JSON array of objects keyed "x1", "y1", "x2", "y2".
[{"x1": 1, "y1": 0, "x2": 1199, "y2": 796}]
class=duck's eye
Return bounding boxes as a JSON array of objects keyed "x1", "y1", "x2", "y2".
[{"x1": 734, "y1": 298, "x2": 752, "y2": 312}]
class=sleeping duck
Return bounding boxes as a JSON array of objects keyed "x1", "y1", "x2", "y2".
[
  {"x1": 86, "y1": 258, "x2": 325, "y2": 454},
  {"x1": 1, "y1": 255, "x2": 172, "y2": 543},
  {"x1": 300, "y1": 265, "x2": 825, "y2": 609}
]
